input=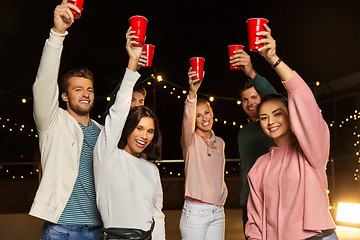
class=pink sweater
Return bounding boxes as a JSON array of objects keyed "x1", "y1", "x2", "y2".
[
  {"x1": 245, "y1": 72, "x2": 336, "y2": 239},
  {"x1": 181, "y1": 96, "x2": 228, "y2": 206}
]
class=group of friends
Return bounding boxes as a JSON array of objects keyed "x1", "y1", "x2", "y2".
[{"x1": 29, "y1": 1, "x2": 338, "y2": 240}]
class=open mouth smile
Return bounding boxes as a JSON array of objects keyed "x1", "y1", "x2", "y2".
[
  {"x1": 135, "y1": 139, "x2": 147, "y2": 148},
  {"x1": 268, "y1": 125, "x2": 281, "y2": 132},
  {"x1": 202, "y1": 121, "x2": 210, "y2": 127}
]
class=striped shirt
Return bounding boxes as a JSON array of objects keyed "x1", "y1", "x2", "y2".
[{"x1": 58, "y1": 120, "x2": 102, "y2": 226}]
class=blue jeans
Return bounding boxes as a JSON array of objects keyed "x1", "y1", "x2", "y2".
[
  {"x1": 40, "y1": 222, "x2": 103, "y2": 240},
  {"x1": 323, "y1": 233, "x2": 338, "y2": 240},
  {"x1": 305, "y1": 232, "x2": 338, "y2": 240}
]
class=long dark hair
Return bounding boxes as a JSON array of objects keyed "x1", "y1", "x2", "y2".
[{"x1": 118, "y1": 106, "x2": 162, "y2": 160}]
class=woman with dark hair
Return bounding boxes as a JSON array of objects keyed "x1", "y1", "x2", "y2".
[
  {"x1": 94, "y1": 27, "x2": 165, "y2": 240},
  {"x1": 245, "y1": 24, "x2": 337, "y2": 240},
  {"x1": 179, "y1": 67, "x2": 228, "y2": 239},
  {"x1": 117, "y1": 105, "x2": 161, "y2": 159}
]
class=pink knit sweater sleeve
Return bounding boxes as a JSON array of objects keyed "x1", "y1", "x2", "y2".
[
  {"x1": 246, "y1": 165, "x2": 264, "y2": 240},
  {"x1": 181, "y1": 95, "x2": 196, "y2": 151},
  {"x1": 283, "y1": 72, "x2": 330, "y2": 169}
]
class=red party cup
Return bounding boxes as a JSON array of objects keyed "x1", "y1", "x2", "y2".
[
  {"x1": 227, "y1": 45, "x2": 244, "y2": 70},
  {"x1": 189, "y1": 57, "x2": 205, "y2": 80},
  {"x1": 246, "y1": 18, "x2": 269, "y2": 52},
  {"x1": 69, "y1": 0, "x2": 84, "y2": 19},
  {"x1": 143, "y1": 44, "x2": 155, "y2": 68},
  {"x1": 129, "y1": 15, "x2": 148, "y2": 47}
]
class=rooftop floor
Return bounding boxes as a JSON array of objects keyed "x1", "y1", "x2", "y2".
[{"x1": 1, "y1": 209, "x2": 359, "y2": 239}]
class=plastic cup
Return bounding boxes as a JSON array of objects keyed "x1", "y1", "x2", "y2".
[
  {"x1": 143, "y1": 44, "x2": 155, "y2": 68},
  {"x1": 189, "y1": 57, "x2": 205, "y2": 80},
  {"x1": 129, "y1": 15, "x2": 148, "y2": 47},
  {"x1": 69, "y1": 0, "x2": 84, "y2": 19},
  {"x1": 246, "y1": 18, "x2": 269, "y2": 52},
  {"x1": 227, "y1": 45, "x2": 244, "y2": 70}
]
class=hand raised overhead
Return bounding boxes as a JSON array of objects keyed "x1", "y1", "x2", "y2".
[{"x1": 53, "y1": 0, "x2": 80, "y2": 34}]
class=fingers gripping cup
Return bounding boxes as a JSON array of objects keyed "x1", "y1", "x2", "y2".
[
  {"x1": 246, "y1": 18, "x2": 269, "y2": 52},
  {"x1": 189, "y1": 57, "x2": 205, "y2": 80},
  {"x1": 69, "y1": 0, "x2": 84, "y2": 19},
  {"x1": 143, "y1": 44, "x2": 155, "y2": 68},
  {"x1": 227, "y1": 45, "x2": 244, "y2": 70},
  {"x1": 129, "y1": 15, "x2": 148, "y2": 47}
]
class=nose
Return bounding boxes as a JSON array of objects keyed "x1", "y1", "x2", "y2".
[
  {"x1": 134, "y1": 100, "x2": 141, "y2": 108},
  {"x1": 268, "y1": 115, "x2": 275, "y2": 125},
  {"x1": 140, "y1": 131, "x2": 148, "y2": 140},
  {"x1": 248, "y1": 98, "x2": 257, "y2": 106},
  {"x1": 82, "y1": 90, "x2": 89, "y2": 97}
]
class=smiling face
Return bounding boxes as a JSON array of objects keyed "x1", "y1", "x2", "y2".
[
  {"x1": 61, "y1": 77, "x2": 94, "y2": 117},
  {"x1": 124, "y1": 116, "x2": 155, "y2": 157},
  {"x1": 130, "y1": 91, "x2": 145, "y2": 109},
  {"x1": 241, "y1": 87, "x2": 261, "y2": 122},
  {"x1": 259, "y1": 100, "x2": 293, "y2": 147},
  {"x1": 196, "y1": 102, "x2": 214, "y2": 135}
]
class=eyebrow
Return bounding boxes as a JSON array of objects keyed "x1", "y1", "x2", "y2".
[
  {"x1": 243, "y1": 94, "x2": 258, "y2": 99},
  {"x1": 260, "y1": 108, "x2": 282, "y2": 116},
  {"x1": 137, "y1": 124, "x2": 155, "y2": 131},
  {"x1": 72, "y1": 86, "x2": 94, "y2": 90}
]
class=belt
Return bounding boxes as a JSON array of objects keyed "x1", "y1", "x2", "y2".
[{"x1": 306, "y1": 229, "x2": 335, "y2": 240}]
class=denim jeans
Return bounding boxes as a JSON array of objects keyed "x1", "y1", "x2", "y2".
[
  {"x1": 179, "y1": 200, "x2": 225, "y2": 240},
  {"x1": 40, "y1": 222, "x2": 103, "y2": 240},
  {"x1": 305, "y1": 232, "x2": 339, "y2": 240},
  {"x1": 323, "y1": 233, "x2": 339, "y2": 240}
]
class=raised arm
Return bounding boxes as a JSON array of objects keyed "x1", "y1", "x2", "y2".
[
  {"x1": 230, "y1": 48, "x2": 277, "y2": 98},
  {"x1": 94, "y1": 28, "x2": 142, "y2": 163},
  {"x1": 101, "y1": 51, "x2": 149, "y2": 124},
  {"x1": 32, "y1": 1, "x2": 79, "y2": 132},
  {"x1": 258, "y1": 25, "x2": 330, "y2": 169},
  {"x1": 180, "y1": 68, "x2": 203, "y2": 149},
  {"x1": 252, "y1": 73, "x2": 277, "y2": 97},
  {"x1": 257, "y1": 24, "x2": 294, "y2": 82},
  {"x1": 285, "y1": 73, "x2": 330, "y2": 169}
]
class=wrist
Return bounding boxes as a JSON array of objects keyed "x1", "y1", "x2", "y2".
[
  {"x1": 271, "y1": 58, "x2": 282, "y2": 69},
  {"x1": 52, "y1": 27, "x2": 67, "y2": 35},
  {"x1": 50, "y1": 28, "x2": 68, "y2": 38},
  {"x1": 127, "y1": 58, "x2": 138, "y2": 72},
  {"x1": 189, "y1": 89, "x2": 197, "y2": 95},
  {"x1": 267, "y1": 56, "x2": 280, "y2": 66},
  {"x1": 188, "y1": 91, "x2": 197, "y2": 100},
  {"x1": 247, "y1": 69, "x2": 257, "y2": 79}
]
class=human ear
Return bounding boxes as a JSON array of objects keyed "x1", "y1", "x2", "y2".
[{"x1": 61, "y1": 92, "x2": 68, "y2": 103}]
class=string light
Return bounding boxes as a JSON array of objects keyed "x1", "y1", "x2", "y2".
[
  {"x1": 152, "y1": 76, "x2": 245, "y2": 128},
  {"x1": 0, "y1": 115, "x2": 38, "y2": 138},
  {"x1": 2, "y1": 77, "x2": 360, "y2": 182},
  {"x1": 353, "y1": 124, "x2": 360, "y2": 182}
]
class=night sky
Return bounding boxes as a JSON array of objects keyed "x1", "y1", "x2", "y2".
[{"x1": 1, "y1": 0, "x2": 360, "y2": 163}]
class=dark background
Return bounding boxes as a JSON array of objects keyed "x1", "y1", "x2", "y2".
[{"x1": 1, "y1": 0, "x2": 360, "y2": 207}]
